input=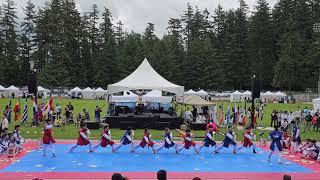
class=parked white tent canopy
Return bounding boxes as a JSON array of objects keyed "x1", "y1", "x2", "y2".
[
  {"x1": 4, "y1": 85, "x2": 19, "y2": 98},
  {"x1": 143, "y1": 90, "x2": 172, "y2": 103},
  {"x1": 82, "y1": 87, "x2": 94, "y2": 99},
  {"x1": 0, "y1": 85, "x2": 5, "y2": 98},
  {"x1": 111, "y1": 90, "x2": 139, "y2": 102},
  {"x1": 95, "y1": 87, "x2": 107, "y2": 98},
  {"x1": 230, "y1": 90, "x2": 242, "y2": 102},
  {"x1": 69, "y1": 87, "x2": 82, "y2": 99},
  {"x1": 185, "y1": 89, "x2": 197, "y2": 95},
  {"x1": 313, "y1": 97, "x2": 320, "y2": 111},
  {"x1": 0, "y1": 85, "x2": 5, "y2": 91},
  {"x1": 241, "y1": 90, "x2": 252, "y2": 100},
  {"x1": 179, "y1": 95, "x2": 215, "y2": 106},
  {"x1": 274, "y1": 91, "x2": 287, "y2": 97},
  {"x1": 37, "y1": 86, "x2": 51, "y2": 98},
  {"x1": 197, "y1": 89, "x2": 208, "y2": 96},
  {"x1": 70, "y1": 87, "x2": 82, "y2": 92},
  {"x1": 107, "y1": 58, "x2": 184, "y2": 97}
]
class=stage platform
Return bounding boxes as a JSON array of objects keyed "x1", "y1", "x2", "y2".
[{"x1": 104, "y1": 113, "x2": 183, "y2": 129}]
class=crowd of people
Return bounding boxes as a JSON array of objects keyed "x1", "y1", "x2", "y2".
[{"x1": 0, "y1": 125, "x2": 24, "y2": 155}]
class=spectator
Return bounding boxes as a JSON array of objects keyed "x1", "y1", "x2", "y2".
[
  {"x1": 55, "y1": 103, "x2": 62, "y2": 120},
  {"x1": 0, "y1": 114, "x2": 9, "y2": 132},
  {"x1": 67, "y1": 102, "x2": 74, "y2": 112},
  {"x1": 83, "y1": 108, "x2": 90, "y2": 121},
  {"x1": 111, "y1": 173, "x2": 123, "y2": 180},
  {"x1": 313, "y1": 112, "x2": 320, "y2": 132},
  {"x1": 157, "y1": 170, "x2": 167, "y2": 180},
  {"x1": 94, "y1": 106, "x2": 102, "y2": 122},
  {"x1": 304, "y1": 111, "x2": 312, "y2": 132},
  {"x1": 270, "y1": 110, "x2": 277, "y2": 127},
  {"x1": 283, "y1": 174, "x2": 291, "y2": 180}
]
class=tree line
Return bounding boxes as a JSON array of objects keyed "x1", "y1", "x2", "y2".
[{"x1": 0, "y1": 0, "x2": 319, "y2": 92}]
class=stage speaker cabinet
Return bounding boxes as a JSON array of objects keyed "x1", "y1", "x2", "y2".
[
  {"x1": 28, "y1": 72, "x2": 37, "y2": 95},
  {"x1": 253, "y1": 80, "x2": 261, "y2": 99},
  {"x1": 85, "y1": 122, "x2": 100, "y2": 129}
]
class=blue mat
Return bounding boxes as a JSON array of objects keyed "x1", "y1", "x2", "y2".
[{"x1": 1, "y1": 144, "x2": 313, "y2": 173}]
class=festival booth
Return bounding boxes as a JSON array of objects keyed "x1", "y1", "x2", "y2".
[
  {"x1": 178, "y1": 95, "x2": 216, "y2": 130},
  {"x1": 69, "y1": 87, "x2": 82, "y2": 99},
  {"x1": 37, "y1": 86, "x2": 51, "y2": 98},
  {"x1": 82, "y1": 87, "x2": 94, "y2": 99},
  {"x1": 4, "y1": 85, "x2": 19, "y2": 98},
  {"x1": 0, "y1": 85, "x2": 5, "y2": 98},
  {"x1": 196, "y1": 89, "x2": 209, "y2": 97},
  {"x1": 230, "y1": 90, "x2": 242, "y2": 102},
  {"x1": 106, "y1": 58, "x2": 184, "y2": 129},
  {"x1": 95, "y1": 87, "x2": 107, "y2": 99},
  {"x1": 261, "y1": 91, "x2": 275, "y2": 102},
  {"x1": 185, "y1": 89, "x2": 197, "y2": 96},
  {"x1": 313, "y1": 98, "x2": 320, "y2": 111},
  {"x1": 242, "y1": 90, "x2": 252, "y2": 101},
  {"x1": 274, "y1": 91, "x2": 287, "y2": 101}
]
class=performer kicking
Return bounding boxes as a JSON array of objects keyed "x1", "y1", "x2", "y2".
[
  {"x1": 114, "y1": 127, "x2": 134, "y2": 152},
  {"x1": 197, "y1": 125, "x2": 217, "y2": 153},
  {"x1": 13, "y1": 125, "x2": 25, "y2": 151},
  {"x1": 291, "y1": 121, "x2": 301, "y2": 152},
  {"x1": 177, "y1": 129, "x2": 198, "y2": 154},
  {"x1": 236, "y1": 127, "x2": 256, "y2": 153},
  {"x1": 268, "y1": 126, "x2": 284, "y2": 163},
  {"x1": 155, "y1": 128, "x2": 178, "y2": 153},
  {"x1": 92, "y1": 124, "x2": 115, "y2": 152},
  {"x1": 131, "y1": 128, "x2": 156, "y2": 153},
  {"x1": 42, "y1": 119, "x2": 56, "y2": 157},
  {"x1": 68, "y1": 123, "x2": 93, "y2": 153},
  {"x1": 214, "y1": 125, "x2": 237, "y2": 154}
]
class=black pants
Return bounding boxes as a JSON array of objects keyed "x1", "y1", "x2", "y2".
[{"x1": 270, "y1": 119, "x2": 276, "y2": 127}]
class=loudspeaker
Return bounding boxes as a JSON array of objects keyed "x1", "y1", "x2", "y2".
[
  {"x1": 253, "y1": 80, "x2": 261, "y2": 98},
  {"x1": 28, "y1": 72, "x2": 37, "y2": 95}
]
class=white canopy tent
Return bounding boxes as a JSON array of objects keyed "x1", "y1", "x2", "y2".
[
  {"x1": 241, "y1": 90, "x2": 252, "y2": 101},
  {"x1": 111, "y1": 90, "x2": 139, "y2": 102},
  {"x1": 107, "y1": 58, "x2": 184, "y2": 97},
  {"x1": 95, "y1": 87, "x2": 107, "y2": 98},
  {"x1": 274, "y1": 91, "x2": 287, "y2": 97},
  {"x1": 230, "y1": 90, "x2": 242, "y2": 102},
  {"x1": 196, "y1": 89, "x2": 208, "y2": 96},
  {"x1": 0, "y1": 85, "x2": 5, "y2": 98},
  {"x1": 143, "y1": 90, "x2": 173, "y2": 103},
  {"x1": 4, "y1": 85, "x2": 19, "y2": 98},
  {"x1": 313, "y1": 98, "x2": 320, "y2": 111},
  {"x1": 69, "y1": 87, "x2": 82, "y2": 98},
  {"x1": 185, "y1": 89, "x2": 197, "y2": 95},
  {"x1": 37, "y1": 86, "x2": 51, "y2": 98},
  {"x1": 82, "y1": 87, "x2": 94, "y2": 99}
]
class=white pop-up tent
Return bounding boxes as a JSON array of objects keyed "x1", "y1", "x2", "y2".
[
  {"x1": 70, "y1": 87, "x2": 82, "y2": 98},
  {"x1": 313, "y1": 98, "x2": 320, "y2": 111},
  {"x1": 197, "y1": 89, "x2": 208, "y2": 96},
  {"x1": 143, "y1": 90, "x2": 172, "y2": 103},
  {"x1": 0, "y1": 85, "x2": 5, "y2": 97},
  {"x1": 95, "y1": 87, "x2": 107, "y2": 98},
  {"x1": 5, "y1": 85, "x2": 19, "y2": 98},
  {"x1": 185, "y1": 89, "x2": 197, "y2": 95},
  {"x1": 37, "y1": 86, "x2": 51, "y2": 98},
  {"x1": 111, "y1": 90, "x2": 139, "y2": 102},
  {"x1": 274, "y1": 91, "x2": 287, "y2": 97},
  {"x1": 230, "y1": 90, "x2": 242, "y2": 102},
  {"x1": 107, "y1": 58, "x2": 184, "y2": 97},
  {"x1": 82, "y1": 87, "x2": 94, "y2": 99}
]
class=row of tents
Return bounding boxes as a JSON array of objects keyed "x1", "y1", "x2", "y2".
[
  {"x1": 185, "y1": 89, "x2": 209, "y2": 96},
  {"x1": 230, "y1": 90, "x2": 287, "y2": 102},
  {"x1": 0, "y1": 85, "x2": 52, "y2": 98},
  {"x1": 69, "y1": 87, "x2": 107, "y2": 99}
]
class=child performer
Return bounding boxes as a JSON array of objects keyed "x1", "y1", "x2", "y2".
[
  {"x1": 155, "y1": 128, "x2": 178, "y2": 153},
  {"x1": 282, "y1": 129, "x2": 291, "y2": 150},
  {"x1": 13, "y1": 125, "x2": 24, "y2": 151},
  {"x1": 197, "y1": 125, "x2": 217, "y2": 153},
  {"x1": 237, "y1": 127, "x2": 257, "y2": 153},
  {"x1": 291, "y1": 121, "x2": 301, "y2": 152},
  {"x1": 68, "y1": 123, "x2": 93, "y2": 153},
  {"x1": 92, "y1": 124, "x2": 115, "y2": 152},
  {"x1": 297, "y1": 139, "x2": 312, "y2": 152},
  {"x1": 131, "y1": 128, "x2": 156, "y2": 153},
  {"x1": 0, "y1": 132, "x2": 9, "y2": 154},
  {"x1": 177, "y1": 129, "x2": 198, "y2": 154},
  {"x1": 114, "y1": 127, "x2": 134, "y2": 152},
  {"x1": 302, "y1": 140, "x2": 319, "y2": 160},
  {"x1": 42, "y1": 119, "x2": 56, "y2": 157},
  {"x1": 214, "y1": 125, "x2": 237, "y2": 154},
  {"x1": 268, "y1": 126, "x2": 284, "y2": 163}
]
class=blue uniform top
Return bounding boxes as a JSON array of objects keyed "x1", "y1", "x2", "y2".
[
  {"x1": 269, "y1": 130, "x2": 283, "y2": 151},
  {"x1": 164, "y1": 132, "x2": 175, "y2": 148},
  {"x1": 204, "y1": 131, "x2": 214, "y2": 143},
  {"x1": 120, "y1": 130, "x2": 132, "y2": 145},
  {"x1": 222, "y1": 130, "x2": 236, "y2": 147}
]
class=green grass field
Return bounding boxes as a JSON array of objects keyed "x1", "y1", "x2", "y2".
[{"x1": 0, "y1": 98, "x2": 318, "y2": 141}]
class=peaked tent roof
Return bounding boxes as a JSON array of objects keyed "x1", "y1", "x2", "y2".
[
  {"x1": 274, "y1": 91, "x2": 286, "y2": 97},
  {"x1": 107, "y1": 58, "x2": 184, "y2": 96},
  {"x1": 231, "y1": 90, "x2": 242, "y2": 95},
  {"x1": 242, "y1": 90, "x2": 251, "y2": 95},
  {"x1": 95, "y1": 87, "x2": 106, "y2": 92},
  {"x1": 83, "y1": 87, "x2": 93, "y2": 91},
  {"x1": 6, "y1": 85, "x2": 19, "y2": 90},
  {"x1": 70, "y1": 87, "x2": 82, "y2": 92},
  {"x1": 263, "y1": 91, "x2": 274, "y2": 96},
  {"x1": 0, "y1": 85, "x2": 5, "y2": 91},
  {"x1": 197, "y1": 89, "x2": 208, "y2": 96},
  {"x1": 185, "y1": 89, "x2": 196, "y2": 94},
  {"x1": 179, "y1": 95, "x2": 215, "y2": 106}
]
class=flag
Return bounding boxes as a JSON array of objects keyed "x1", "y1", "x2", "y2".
[
  {"x1": 13, "y1": 101, "x2": 21, "y2": 121},
  {"x1": 33, "y1": 97, "x2": 38, "y2": 112},
  {"x1": 7, "y1": 100, "x2": 12, "y2": 123},
  {"x1": 21, "y1": 99, "x2": 28, "y2": 125},
  {"x1": 43, "y1": 98, "x2": 53, "y2": 115},
  {"x1": 226, "y1": 103, "x2": 230, "y2": 126}
]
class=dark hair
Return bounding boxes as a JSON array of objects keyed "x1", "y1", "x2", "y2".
[
  {"x1": 245, "y1": 127, "x2": 251, "y2": 130},
  {"x1": 186, "y1": 129, "x2": 191, "y2": 133},
  {"x1": 14, "y1": 125, "x2": 20, "y2": 129},
  {"x1": 111, "y1": 173, "x2": 123, "y2": 180},
  {"x1": 283, "y1": 174, "x2": 291, "y2": 180},
  {"x1": 291, "y1": 121, "x2": 296, "y2": 124},
  {"x1": 193, "y1": 177, "x2": 201, "y2": 180},
  {"x1": 164, "y1": 127, "x2": 169, "y2": 131},
  {"x1": 157, "y1": 170, "x2": 167, "y2": 180},
  {"x1": 208, "y1": 125, "x2": 213, "y2": 128},
  {"x1": 274, "y1": 126, "x2": 279, "y2": 131},
  {"x1": 228, "y1": 125, "x2": 232, "y2": 129},
  {"x1": 80, "y1": 123, "x2": 87, "y2": 128},
  {"x1": 306, "y1": 139, "x2": 311, "y2": 142},
  {"x1": 311, "y1": 140, "x2": 317, "y2": 144},
  {"x1": 104, "y1": 124, "x2": 109, "y2": 129}
]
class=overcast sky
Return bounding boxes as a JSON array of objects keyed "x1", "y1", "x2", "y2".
[{"x1": 13, "y1": 0, "x2": 278, "y2": 37}]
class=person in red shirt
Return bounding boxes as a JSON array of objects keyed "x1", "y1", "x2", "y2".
[
  {"x1": 177, "y1": 129, "x2": 198, "y2": 154},
  {"x1": 68, "y1": 123, "x2": 93, "y2": 153},
  {"x1": 236, "y1": 127, "x2": 256, "y2": 153},
  {"x1": 42, "y1": 119, "x2": 56, "y2": 157},
  {"x1": 92, "y1": 124, "x2": 115, "y2": 152},
  {"x1": 206, "y1": 121, "x2": 218, "y2": 132},
  {"x1": 131, "y1": 128, "x2": 156, "y2": 153}
]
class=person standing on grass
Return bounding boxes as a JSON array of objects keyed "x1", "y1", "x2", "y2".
[
  {"x1": 42, "y1": 119, "x2": 56, "y2": 157},
  {"x1": 68, "y1": 123, "x2": 93, "y2": 153},
  {"x1": 94, "y1": 106, "x2": 102, "y2": 122},
  {"x1": 304, "y1": 110, "x2": 312, "y2": 132},
  {"x1": 0, "y1": 114, "x2": 8, "y2": 133},
  {"x1": 55, "y1": 103, "x2": 61, "y2": 120},
  {"x1": 270, "y1": 110, "x2": 277, "y2": 127},
  {"x1": 83, "y1": 108, "x2": 90, "y2": 121},
  {"x1": 291, "y1": 121, "x2": 301, "y2": 152}
]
